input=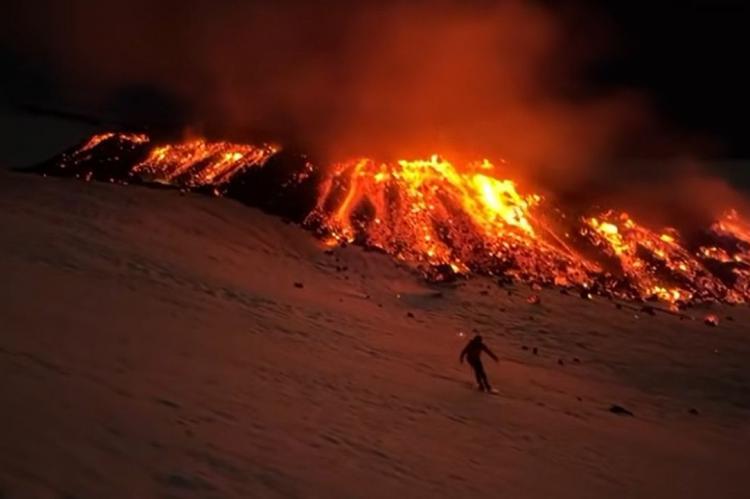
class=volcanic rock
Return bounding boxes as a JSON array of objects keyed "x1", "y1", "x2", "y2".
[
  {"x1": 704, "y1": 314, "x2": 720, "y2": 327},
  {"x1": 609, "y1": 405, "x2": 634, "y2": 416}
]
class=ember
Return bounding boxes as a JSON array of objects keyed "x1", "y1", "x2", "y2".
[
  {"x1": 704, "y1": 314, "x2": 720, "y2": 327},
  {"x1": 31, "y1": 132, "x2": 750, "y2": 306}
]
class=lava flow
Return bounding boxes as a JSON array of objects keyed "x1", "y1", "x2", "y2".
[
  {"x1": 305, "y1": 155, "x2": 595, "y2": 288},
  {"x1": 133, "y1": 139, "x2": 279, "y2": 187},
  {"x1": 31, "y1": 132, "x2": 750, "y2": 306}
]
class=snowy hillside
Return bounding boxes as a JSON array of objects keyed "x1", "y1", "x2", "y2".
[{"x1": 1, "y1": 171, "x2": 748, "y2": 498}]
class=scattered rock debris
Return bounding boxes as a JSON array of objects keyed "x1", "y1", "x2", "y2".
[
  {"x1": 704, "y1": 314, "x2": 720, "y2": 327},
  {"x1": 527, "y1": 294, "x2": 540, "y2": 305},
  {"x1": 155, "y1": 398, "x2": 180, "y2": 409},
  {"x1": 497, "y1": 276, "x2": 513, "y2": 287},
  {"x1": 608, "y1": 405, "x2": 634, "y2": 417}
]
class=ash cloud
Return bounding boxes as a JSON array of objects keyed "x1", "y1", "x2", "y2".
[{"x1": 2, "y1": 0, "x2": 745, "y2": 221}]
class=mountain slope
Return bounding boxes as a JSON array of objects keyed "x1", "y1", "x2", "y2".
[{"x1": 1, "y1": 171, "x2": 748, "y2": 498}]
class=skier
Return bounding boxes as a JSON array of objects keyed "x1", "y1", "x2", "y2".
[{"x1": 459, "y1": 334, "x2": 498, "y2": 392}]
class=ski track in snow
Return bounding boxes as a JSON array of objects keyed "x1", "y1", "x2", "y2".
[{"x1": 1, "y1": 171, "x2": 749, "y2": 498}]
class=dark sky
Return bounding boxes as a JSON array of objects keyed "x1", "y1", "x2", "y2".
[
  {"x1": 1, "y1": 0, "x2": 749, "y2": 171},
  {"x1": 580, "y1": 1, "x2": 750, "y2": 157}
]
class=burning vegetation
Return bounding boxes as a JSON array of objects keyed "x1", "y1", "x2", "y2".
[{"x1": 31, "y1": 132, "x2": 750, "y2": 306}]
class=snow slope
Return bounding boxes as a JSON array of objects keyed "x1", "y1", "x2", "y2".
[{"x1": 1, "y1": 170, "x2": 748, "y2": 498}]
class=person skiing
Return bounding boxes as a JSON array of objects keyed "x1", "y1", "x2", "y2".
[{"x1": 459, "y1": 334, "x2": 498, "y2": 392}]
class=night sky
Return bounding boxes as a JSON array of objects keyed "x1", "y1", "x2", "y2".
[
  {"x1": 1, "y1": 1, "x2": 748, "y2": 172},
  {"x1": 581, "y1": 1, "x2": 749, "y2": 157}
]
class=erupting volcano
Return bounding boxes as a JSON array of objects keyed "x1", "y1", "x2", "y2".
[{"x1": 30, "y1": 132, "x2": 750, "y2": 306}]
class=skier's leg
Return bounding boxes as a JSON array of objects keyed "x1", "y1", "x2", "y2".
[
  {"x1": 470, "y1": 361, "x2": 485, "y2": 391},
  {"x1": 477, "y1": 361, "x2": 491, "y2": 391}
]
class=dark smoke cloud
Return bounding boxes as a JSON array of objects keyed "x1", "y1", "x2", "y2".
[
  {"x1": 2, "y1": 3, "x2": 642, "y2": 163},
  {"x1": 2, "y1": 0, "x2": 745, "y2": 221}
]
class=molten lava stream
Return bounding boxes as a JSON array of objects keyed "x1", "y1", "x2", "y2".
[
  {"x1": 132, "y1": 139, "x2": 279, "y2": 187},
  {"x1": 306, "y1": 155, "x2": 596, "y2": 287},
  {"x1": 48, "y1": 132, "x2": 750, "y2": 306}
]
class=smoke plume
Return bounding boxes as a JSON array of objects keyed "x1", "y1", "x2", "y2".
[{"x1": 3, "y1": 0, "x2": 745, "y2": 221}]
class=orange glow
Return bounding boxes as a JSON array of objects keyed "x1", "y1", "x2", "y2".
[
  {"x1": 59, "y1": 132, "x2": 750, "y2": 305},
  {"x1": 77, "y1": 132, "x2": 149, "y2": 154},
  {"x1": 583, "y1": 211, "x2": 736, "y2": 303},
  {"x1": 306, "y1": 155, "x2": 594, "y2": 285},
  {"x1": 133, "y1": 139, "x2": 278, "y2": 186}
]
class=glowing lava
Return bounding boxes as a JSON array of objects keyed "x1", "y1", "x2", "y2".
[
  {"x1": 132, "y1": 139, "x2": 279, "y2": 186},
  {"x1": 38, "y1": 132, "x2": 750, "y2": 305},
  {"x1": 306, "y1": 155, "x2": 594, "y2": 288},
  {"x1": 584, "y1": 212, "x2": 732, "y2": 303}
]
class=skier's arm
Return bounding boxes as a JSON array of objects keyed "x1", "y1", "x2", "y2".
[
  {"x1": 459, "y1": 344, "x2": 468, "y2": 363},
  {"x1": 483, "y1": 344, "x2": 499, "y2": 361}
]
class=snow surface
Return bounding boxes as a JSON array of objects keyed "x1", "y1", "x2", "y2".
[{"x1": 1, "y1": 171, "x2": 749, "y2": 498}]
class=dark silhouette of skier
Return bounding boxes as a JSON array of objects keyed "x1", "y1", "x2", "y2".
[{"x1": 459, "y1": 334, "x2": 498, "y2": 392}]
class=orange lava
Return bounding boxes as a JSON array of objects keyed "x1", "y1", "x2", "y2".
[
  {"x1": 58, "y1": 133, "x2": 750, "y2": 305},
  {"x1": 132, "y1": 139, "x2": 279, "y2": 186},
  {"x1": 305, "y1": 155, "x2": 595, "y2": 287}
]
